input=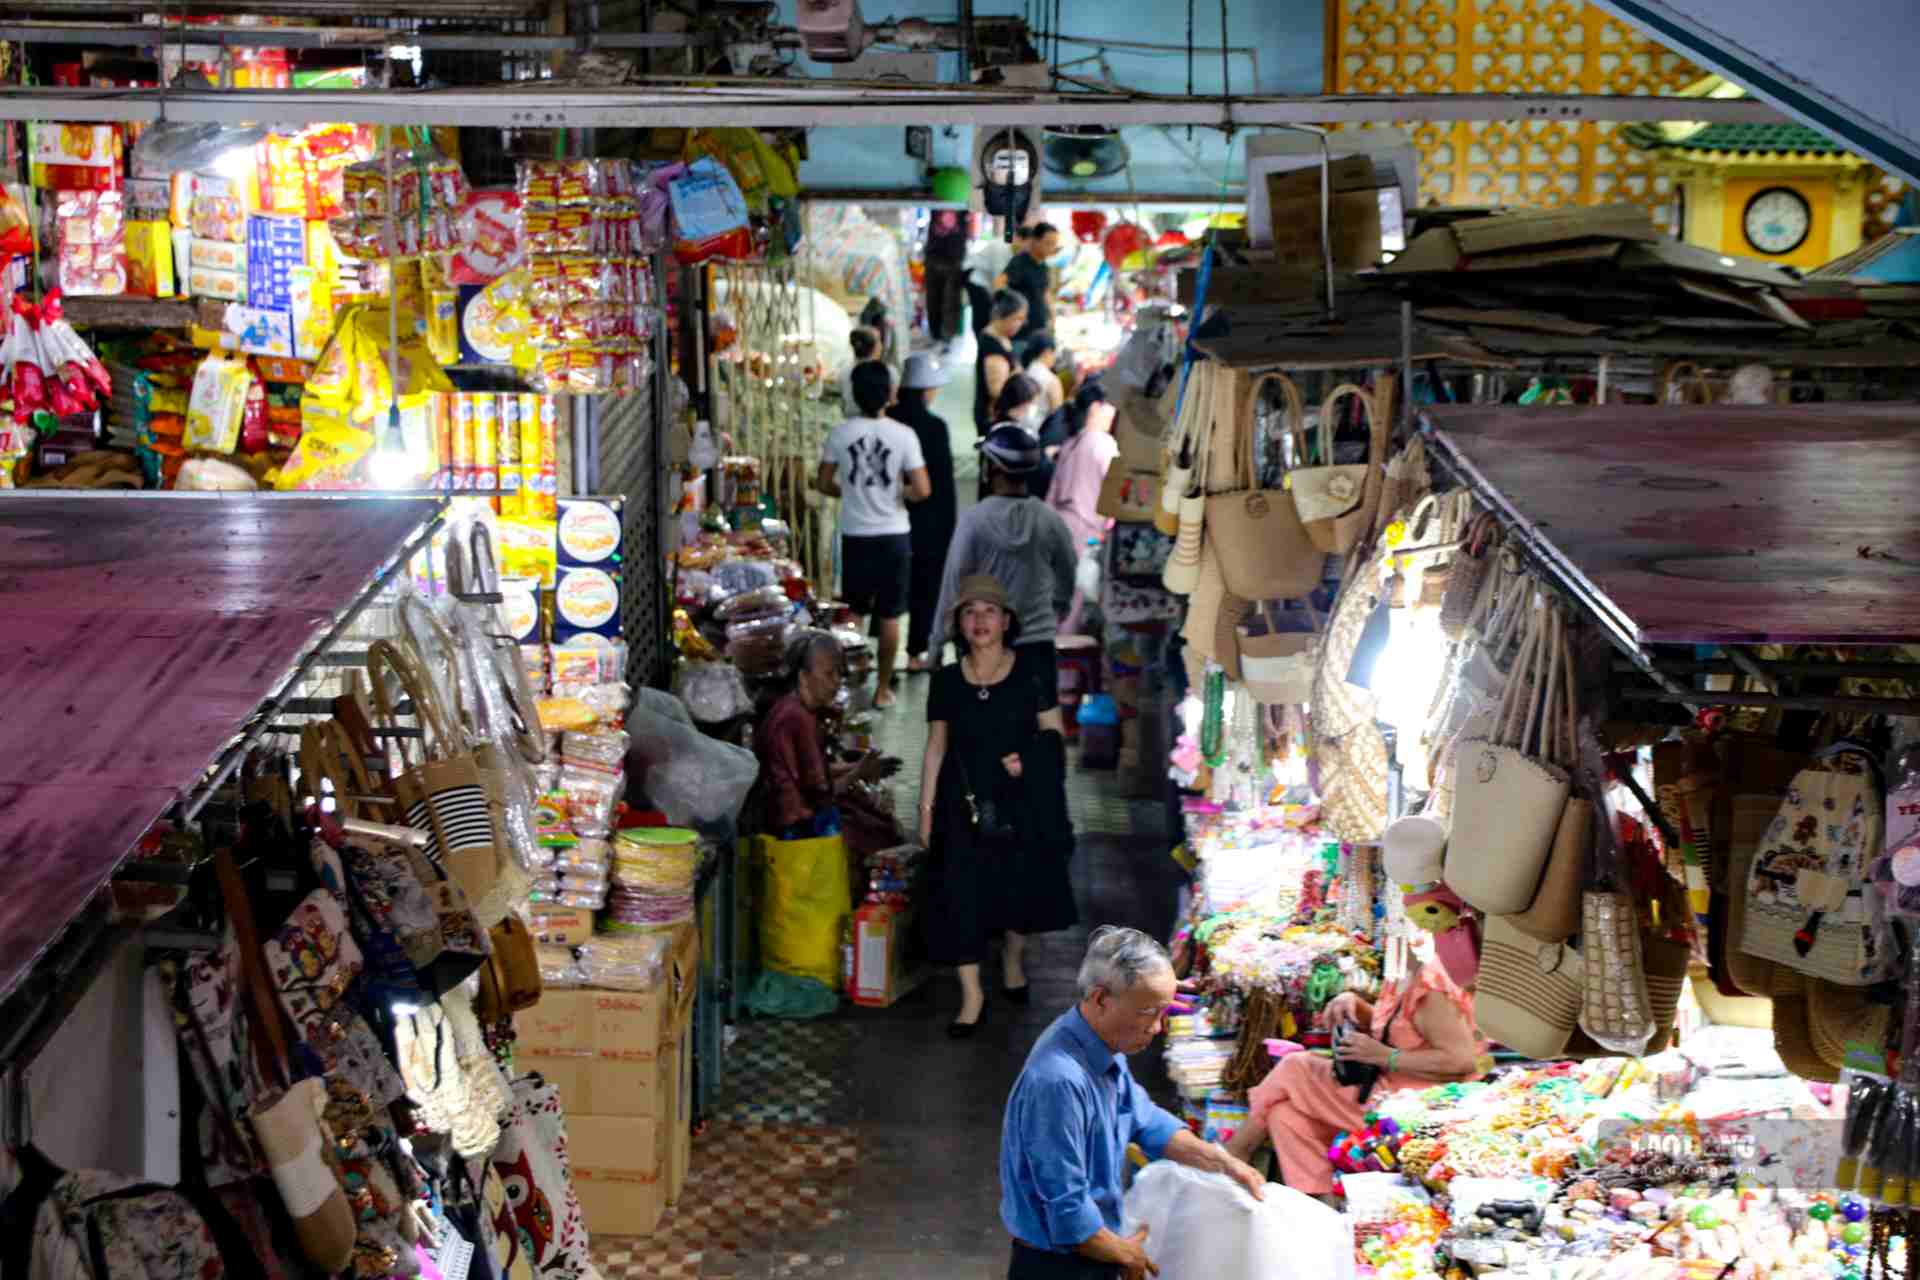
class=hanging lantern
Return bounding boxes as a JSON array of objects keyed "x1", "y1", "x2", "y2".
[
  {"x1": 1155, "y1": 229, "x2": 1190, "y2": 248},
  {"x1": 1072, "y1": 210, "x2": 1108, "y2": 244},
  {"x1": 1102, "y1": 222, "x2": 1150, "y2": 271}
]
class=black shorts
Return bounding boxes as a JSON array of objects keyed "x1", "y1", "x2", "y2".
[{"x1": 842, "y1": 533, "x2": 911, "y2": 619}]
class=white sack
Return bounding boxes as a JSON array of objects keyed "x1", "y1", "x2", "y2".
[{"x1": 1121, "y1": 1163, "x2": 1355, "y2": 1280}]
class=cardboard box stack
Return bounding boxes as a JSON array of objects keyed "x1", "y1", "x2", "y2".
[{"x1": 514, "y1": 922, "x2": 700, "y2": 1237}]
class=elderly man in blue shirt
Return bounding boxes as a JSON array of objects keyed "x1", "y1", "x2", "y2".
[{"x1": 1000, "y1": 926, "x2": 1267, "y2": 1279}]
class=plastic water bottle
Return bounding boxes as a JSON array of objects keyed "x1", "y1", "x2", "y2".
[{"x1": 1075, "y1": 536, "x2": 1103, "y2": 599}]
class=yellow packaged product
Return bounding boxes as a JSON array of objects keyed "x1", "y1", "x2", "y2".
[
  {"x1": 495, "y1": 515, "x2": 558, "y2": 588},
  {"x1": 126, "y1": 221, "x2": 175, "y2": 298},
  {"x1": 275, "y1": 401, "x2": 374, "y2": 490},
  {"x1": 184, "y1": 353, "x2": 253, "y2": 453}
]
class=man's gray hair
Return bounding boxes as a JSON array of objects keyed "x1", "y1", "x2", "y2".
[{"x1": 1076, "y1": 926, "x2": 1174, "y2": 1001}]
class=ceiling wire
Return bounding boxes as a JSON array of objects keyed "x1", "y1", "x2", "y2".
[{"x1": 1185, "y1": 0, "x2": 1194, "y2": 141}]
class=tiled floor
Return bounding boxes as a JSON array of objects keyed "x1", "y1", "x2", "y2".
[{"x1": 592, "y1": 373, "x2": 1185, "y2": 1278}]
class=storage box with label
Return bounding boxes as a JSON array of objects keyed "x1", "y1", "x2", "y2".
[
  {"x1": 851, "y1": 901, "x2": 926, "y2": 1008},
  {"x1": 558, "y1": 496, "x2": 625, "y2": 569},
  {"x1": 554, "y1": 565, "x2": 621, "y2": 639},
  {"x1": 570, "y1": 1113, "x2": 672, "y2": 1237},
  {"x1": 513, "y1": 923, "x2": 698, "y2": 1119},
  {"x1": 529, "y1": 904, "x2": 593, "y2": 947},
  {"x1": 247, "y1": 213, "x2": 307, "y2": 308},
  {"x1": 226, "y1": 305, "x2": 295, "y2": 359},
  {"x1": 187, "y1": 265, "x2": 248, "y2": 302},
  {"x1": 1264, "y1": 155, "x2": 1387, "y2": 271}
]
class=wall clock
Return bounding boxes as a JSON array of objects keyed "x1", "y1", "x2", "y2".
[{"x1": 1743, "y1": 186, "x2": 1812, "y2": 256}]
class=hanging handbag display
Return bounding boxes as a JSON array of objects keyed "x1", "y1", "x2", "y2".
[
  {"x1": 368, "y1": 637, "x2": 527, "y2": 928},
  {"x1": 1311, "y1": 548, "x2": 1387, "y2": 742},
  {"x1": 1579, "y1": 888, "x2": 1657, "y2": 1056},
  {"x1": 1294, "y1": 383, "x2": 1381, "y2": 556},
  {"x1": 1156, "y1": 365, "x2": 1212, "y2": 536},
  {"x1": 1439, "y1": 512, "x2": 1499, "y2": 639},
  {"x1": 1739, "y1": 746, "x2": 1895, "y2": 988},
  {"x1": 1180, "y1": 537, "x2": 1249, "y2": 680},
  {"x1": 1162, "y1": 364, "x2": 1219, "y2": 595},
  {"x1": 1203, "y1": 370, "x2": 1323, "y2": 601},
  {"x1": 1110, "y1": 383, "x2": 1171, "y2": 474},
  {"x1": 1236, "y1": 600, "x2": 1320, "y2": 706},
  {"x1": 1474, "y1": 911, "x2": 1584, "y2": 1060},
  {"x1": 475, "y1": 914, "x2": 544, "y2": 1022},
  {"x1": 1318, "y1": 722, "x2": 1391, "y2": 846},
  {"x1": 1507, "y1": 621, "x2": 1590, "y2": 943},
  {"x1": 1445, "y1": 602, "x2": 1572, "y2": 915}
]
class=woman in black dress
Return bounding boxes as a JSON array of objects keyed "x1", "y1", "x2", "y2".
[{"x1": 916, "y1": 574, "x2": 1078, "y2": 1037}]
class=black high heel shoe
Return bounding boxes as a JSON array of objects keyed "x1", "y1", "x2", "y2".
[
  {"x1": 1001, "y1": 984, "x2": 1031, "y2": 1006},
  {"x1": 948, "y1": 1004, "x2": 988, "y2": 1039}
]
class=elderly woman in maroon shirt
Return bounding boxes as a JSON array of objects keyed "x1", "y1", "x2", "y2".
[{"x1": 755, "y1": 629, "x2": 898, "y2": 840}]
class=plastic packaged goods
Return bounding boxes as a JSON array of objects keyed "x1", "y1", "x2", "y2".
[
  {"x1": 602, "y1": 887, "x2": 694, "y2": 932},
  {"x1": 611, "y1": 827, "x2": 700, "y2": 894},
  {"x1": 552, "y1": 838, "x2": 611, "y2": 873},
  {"x1": 714, "y1": 584, "x2": 793, "y2": 624},
  {"x1": 183, "y1": 352, "x2": 252, "y2": 453},
  {"x1": 54, "y1": 189, "x2": 128, "y2": 296},
  {"x1": 561, "y1": 765, "x2": 624, "y2": 838},
  {"x1": 725, "y1": 613, "x2": 791, "y2": 677},
  {"x1": 576, "y1": 931, "x2": 673, "y2": 991},
  {"x1": 709, "y1": 557, "x2": 781, "y2": 598},
  {"x1": 537, "y1": 943, "x2": 585, "y2": 988},
  {"x1": 561, "y1": 728, "x2": 629, "y2": 771}
]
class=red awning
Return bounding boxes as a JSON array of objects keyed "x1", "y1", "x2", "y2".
[
  {"x1": 0, "y1": 493, "x2": 438, "y2": 1000},
  {"x1": 1424, "y1": 402, "x2": 1920, "y2": 647}
]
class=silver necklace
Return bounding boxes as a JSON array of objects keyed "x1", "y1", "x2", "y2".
[{"x1": 966, "y1": 650, "x2": 1011, "y2": 700}]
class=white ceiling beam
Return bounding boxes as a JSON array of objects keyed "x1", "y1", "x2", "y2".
[{"x1": 0, "y1": 86, "x2": 1790, "y2": 130}]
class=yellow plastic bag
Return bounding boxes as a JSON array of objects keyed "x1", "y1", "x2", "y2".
[{"x1": 754, "y1": 833, "x2": 850, "y2": 988}]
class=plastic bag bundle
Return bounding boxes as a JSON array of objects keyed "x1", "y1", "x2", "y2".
[
  {"x1": 676, "y1": 660, "x2": 753, "y2": 725},
  {"x1": 554, "y1": 837, "x2": 610, "y2": 873},
  {"x1": 577, "y1": 932, "x2": 674, "y2": 991},
  {"x1": 625, "y1": 688, "x2": 757, "y2": 827},
  {"x1": 560, "y1": 763, "x2": 623, "y2": 837},
  {"x1": 1121, "y1": 1164, "x2": 1354, "y2": 1280}
]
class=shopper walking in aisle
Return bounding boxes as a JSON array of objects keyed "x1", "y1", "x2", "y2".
[
  {"x1": 839, "y1": 325, "x2": 887, "y2": 408},
  {"x1": 917, "y1": 575, "x2": 1077, "y2": 1036},
  {"x1": 991, "y1": 374, "x2": 1057, "y2": 501},
  {"x1": 817, "y1": 362, "x2": 931, "y2": 710},
  {"x1": 976, "y1": 290, "x2": 1029, "y2": 437},
  {"x1": 887, "y1": 353, "x2": 959, "y2": 675},
  {"x1": 1004, "y1": 222, "x2": 1061, "y2": 345},
  {"x1": 1046, "y1": 387, "x2": 1119, "y2": 636},
  {"x1": 924, "y1": 209, "x2": 970, "y2": 350},
  {"x1": 1000, "y1": 927, "x2": 1266, "y2": 1278},
  {"x1": 965, "y1": 224, "x2": 1017, "y2": 340},
  {"x1": 1223, "y1": 942, "x2": 1484, "y2": 1205},
  {"x1": 931, "y1": 424, "x2": 1080, "y2": 695}
]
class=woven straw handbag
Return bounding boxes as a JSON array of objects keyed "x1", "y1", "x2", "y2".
[
  {"x1": 1446, "y1": 603, "x2": 1572, "y2": 915},
  {"x1": 1203, "y1": 371, "x2": 1323, "y2": 601},
  {"x1": 1310, "y1": 552, "x2": 1384, "y2": 741},
  {"x1": 1475, "y1": 913, "x2": 1584, "y2": 1060},
  {"x1": 1317, "y1": 722, "x2": 1391, "y2": 846},
  {"x1": 1295, "y1": 383, "x2": 1382, "y2": 556}
]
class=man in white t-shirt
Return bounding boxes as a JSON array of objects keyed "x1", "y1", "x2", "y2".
[{"x1": 817, "y1": 361, "x2": 932, "y2": 709}]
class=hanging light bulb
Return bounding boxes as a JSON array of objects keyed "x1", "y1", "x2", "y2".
[{"x1": 370, "y1": 406, "x2": 415, "y2": 490}]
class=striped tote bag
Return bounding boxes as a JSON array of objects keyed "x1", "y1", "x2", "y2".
[{"x1": 369, "y1": 638, "x2": 526, "y2": 927}]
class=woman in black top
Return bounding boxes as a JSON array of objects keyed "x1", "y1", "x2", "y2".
[
  {"x1": 975, "y1": 289, "x2": 1028, "y2": 438},
  {"x1": 917, "y1": 575, "x2": 1078, "y2": 1036}
]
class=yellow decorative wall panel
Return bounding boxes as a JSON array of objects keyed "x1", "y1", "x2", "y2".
[{"x1": 1329, "y1": 0, "x2": 1697, "y2": 228}]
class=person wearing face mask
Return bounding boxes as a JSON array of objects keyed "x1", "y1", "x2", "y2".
[{"x1": 931, "y1": 423, "x2": 1080, "y2": 700}]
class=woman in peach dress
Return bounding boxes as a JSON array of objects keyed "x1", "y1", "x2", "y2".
[{"x1": 1224, "y1": 958, "x2": 1486, "y2": 1200}]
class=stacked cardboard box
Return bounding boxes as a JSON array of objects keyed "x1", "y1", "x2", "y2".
[{"x1": 514, "y1": 923, "x2": 700, "y2": 1237}]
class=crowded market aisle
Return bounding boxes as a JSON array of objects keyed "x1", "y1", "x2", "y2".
[{"x1": 591, "y1": 667, "x2": 1181, "y2": 1280}]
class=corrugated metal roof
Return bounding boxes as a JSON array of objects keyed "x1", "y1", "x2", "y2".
[{"x1": 1624, "y1": 120, "x2": 1846, "y2": 156}]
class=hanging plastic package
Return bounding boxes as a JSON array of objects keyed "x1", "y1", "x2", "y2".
[
  {"x1": 1122, "y1": 1163, "x2": 1355, "y2": 1280},
  {"x1": 667, "y1": 156, "x2": 754, "y2": 265}
]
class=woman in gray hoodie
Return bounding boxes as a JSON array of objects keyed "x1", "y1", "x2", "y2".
[{"x1": 930, "y1": 423, "x2": 1081, "y2": 694}]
